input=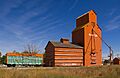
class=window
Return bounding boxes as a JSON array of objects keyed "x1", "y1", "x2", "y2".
[
  {"x1": 90, "y1": 52, "x2": 96, "y2": 64},
  {"x1": 91, "y1": 59, "x2": 96, "y2": 64}
]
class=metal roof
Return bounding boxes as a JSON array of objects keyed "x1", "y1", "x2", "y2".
[
  {"x1": 76, "y1": 10, "x2": 97, "y2": 19},
  {"x1": 50, "y1": 41, "x2": 83, "y2": 49},
  {"x1": 114, "y1": 57, "x2": 120, "y2": 60}
]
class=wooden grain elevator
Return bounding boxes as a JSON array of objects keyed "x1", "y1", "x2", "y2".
[
  {"x1": 44, "y1": 10, "x2": 102, "y2": 67},
  {"x1": 72, "y1": 10, "x2": 102, "y2": 66}
]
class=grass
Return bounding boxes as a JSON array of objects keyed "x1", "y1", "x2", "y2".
[{"x1": 0, "y1": 65, "x2": 120, "y2": 78}]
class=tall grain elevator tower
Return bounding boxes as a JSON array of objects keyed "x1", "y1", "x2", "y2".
[{"x1": 72, "y1": 10, "x2": 102, "y2": 66}]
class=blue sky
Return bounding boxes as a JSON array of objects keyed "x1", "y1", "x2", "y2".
[{"x1": 0, "y1": 0, "x2": 120, "y2": 58}]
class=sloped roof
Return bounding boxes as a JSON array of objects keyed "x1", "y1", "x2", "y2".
[
  {"x1": 114, "y1": 57, "x2": 120, "y2": 60},
  {"x1": 74, "y1": 10, "x2": 102, "y2": 31},
  {"x1": 50, "y1": 41, "x2": 83, "y2": 49},
  {"x1": 76, "y1": 10, "x2": 97, "y2": 19},
  {"x1": 72, "y1": 23, "x2": 89, "y2": 32}
]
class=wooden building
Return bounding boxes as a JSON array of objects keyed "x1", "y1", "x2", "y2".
[
  {"x1": 44, "y1": 38, "x2": 83, "y2": 67},
  {"x1": 113, "y1": 57, "x2": 120, "y2": 65},
  {"x1": 72, "y1": 10, "x2": 102, "y2": 66},
  {"x1": 44, "y1": 10, "x2": 102, "y2": 67}
]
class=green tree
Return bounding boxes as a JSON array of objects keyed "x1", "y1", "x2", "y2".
[
  {"x1": 0, "y1": 52, "x2": 1, "y2": 64},
  {"x1": 0, "y1": 52, "x2": 1, "y2": 57},
  {"x1": 103, "y1": 59, "x2": 110, "y2": 65},
  {"x1": 1, "y1": 55, "x2": 6, "y2": 64}
]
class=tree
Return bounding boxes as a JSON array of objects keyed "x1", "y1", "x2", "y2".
[
  {"x1": 103, "y1": 59, "x2": 110, "y2": 65},
  {"x1": 13, "y1": 50, "x2": 19, "y2": 53},
  {"x1": 0, "y1": 52, "x2": 2, "y2": 64},
  {"x1": 1, "y1": 55, "x2": 6, "y2": 64},
  {"x1": 23, "y1": 43, "x2": 40, "y2": 54},
  {"x1": 0, "y1": 52, "x2": 1, "y2": 57}
]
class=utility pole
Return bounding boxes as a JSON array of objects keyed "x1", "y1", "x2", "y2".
[
  {"x1": 92, "y1": 29, "x2": 113, "y2": 65},
  {"x1": 108, "y1": 46, "x2": 113, "y2": 65}
]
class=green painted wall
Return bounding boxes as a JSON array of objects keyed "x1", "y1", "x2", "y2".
[{"x1": 7, "y1": 56, "x2": 42, "y2": 65}]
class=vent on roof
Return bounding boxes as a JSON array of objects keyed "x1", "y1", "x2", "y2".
[{"x1": 60, "y1": 38, "x2": 69, "y2": 44}]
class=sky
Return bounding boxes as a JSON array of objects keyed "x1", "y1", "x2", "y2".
[{"x1": 0, "y1": 0, "x2": 120, "y2": 58}]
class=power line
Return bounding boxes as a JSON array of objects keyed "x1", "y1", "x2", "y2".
[{"x1": 92, "y1": 29, "x2": 113, "y2": 64}]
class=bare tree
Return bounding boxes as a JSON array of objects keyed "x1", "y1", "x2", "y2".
[
  {"x1": 13, "y1": 50, "x2": 19, "y2": 53},
  {"x1": 23, "y1": 43, "x2": 40, "y2": 54}
]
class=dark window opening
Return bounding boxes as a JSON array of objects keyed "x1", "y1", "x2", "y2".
[
  {"x1": 91, "y1": 62, "x2": 96, "y2": 64},
  {"x1": 91, "y1": 59, "x2": 96, "y2": 64}
]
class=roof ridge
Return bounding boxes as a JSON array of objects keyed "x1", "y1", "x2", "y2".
[
  {"x1": 76, "y1": 10, "x2": 96, "y2": 19},
  {"x1": 50, "y1": 41, "x2": 83, "y2": 48}
]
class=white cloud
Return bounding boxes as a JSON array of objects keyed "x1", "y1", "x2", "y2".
[
  {"x1": 109, "y1": 9, "x2": 117, "y2": 16},
  {"x1": 105, "y1": 10, "x2": 120, "y2": 31},
  {"x1": 106, "y1": 23, "x2": 120, "y2": 31},
  {"x1": 69, "y1": 0, "x2": 79, "y2": 11},
  {"x1": 0, "y1": 0, "x2": 25, "y2": 18},
  {"x1": 110, "y1": 15, "x2": 120, "y2": 23}
]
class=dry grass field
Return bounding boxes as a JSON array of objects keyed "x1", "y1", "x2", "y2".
[{"x1": 0, "y1": 65, "x2": 120, "y2": 78}]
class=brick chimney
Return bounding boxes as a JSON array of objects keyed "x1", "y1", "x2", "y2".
[{"x1": 60, "y1": 38, "x2": 69, "y2": 44}]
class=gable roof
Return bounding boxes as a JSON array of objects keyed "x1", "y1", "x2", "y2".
[
  {"x1": 74, "y1": 10, "x2": 102, "y2": 31},
  {"x1": 50, "y1": 41, "x2": 83, "y2": 49},
  {"x1": 114, "y1": 57, "x2": 120, "y2": 60},
  {"x1": 76, "y1": 10, "x2": 97, "y2": 20}
]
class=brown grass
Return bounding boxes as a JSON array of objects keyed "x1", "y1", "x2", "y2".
[{"x1": 0, "y1": 65, "x2": 120, "y2": 78}]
